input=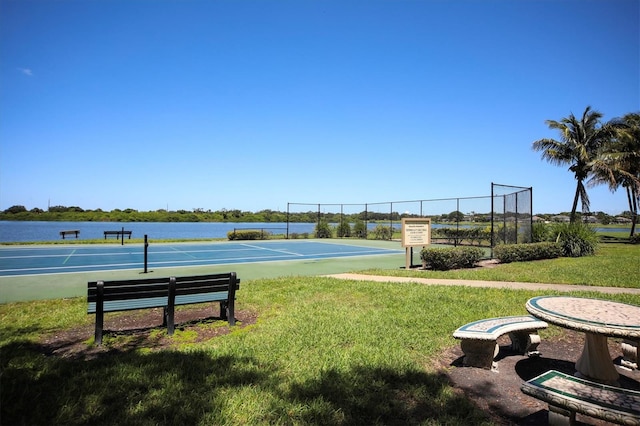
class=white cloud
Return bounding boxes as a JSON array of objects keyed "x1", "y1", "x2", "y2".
[{"x1": 18, "y1": 68, "x2": 33, "y2": 76}]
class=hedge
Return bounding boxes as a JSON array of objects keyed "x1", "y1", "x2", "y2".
[
  {"x1": 227, "y1": 230, "x2": 270, "y2": 240},
  {"x1": 420, "y1": 246, "x2": 484, "y2": 271},
  {"x1": 493, "y1": 242, "x2": 562, "y2": 263}
]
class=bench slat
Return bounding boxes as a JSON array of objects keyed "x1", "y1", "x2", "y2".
[
  {"x1": 89, "y1": 287, "x2": 169, "y2": 302},
  {"x1": 89, "y1": 277, "x2": 169, "y2": 289},
  {"x1": 88, "y1": 296, "x2": 168, "y2": 313},
  {"x1": 174, "y1": 273, "x2": 236, "y2": 282},
  {"x1": 176, "y1": 283, "x2": 239, "y2": 295},
  {"x1": 176, "y1": 292, "x2": 228, "y2": 305}
]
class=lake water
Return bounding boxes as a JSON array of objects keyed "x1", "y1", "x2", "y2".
[
  {"x1": 0, "y1": 221, "x2": 630, "y2": 243},
  {"x1": 0, "y1": 221, "x2": 321, "y2": 242}
]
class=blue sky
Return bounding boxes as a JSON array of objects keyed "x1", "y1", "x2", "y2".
[{"x1": 1, "y1": 0, "x2": 638, "y2": 216}]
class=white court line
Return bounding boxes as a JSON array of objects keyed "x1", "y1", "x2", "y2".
[
  {"x1": 62, "y1": 249, "x2": 76, "y2": 265},
  {"x1": 0, "y1": 251, "x2": 137, "y2": 260},
  {"x1": 1, "y1": 261, "x2": 142, "y2": 274},
  {"x1": 240, "y1": 243, "x2": 304, "y2": 256},
  {"x1": 170, "y1": 246, "x2": 198, "y2": 259}
]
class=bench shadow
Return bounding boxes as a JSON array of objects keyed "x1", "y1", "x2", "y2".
[
  {"x1": 101, "y1": 315, "x2": 228, "y2": 335},
  {"x1": 449, "y1": 343, "x2": 536, "y2": 366}
]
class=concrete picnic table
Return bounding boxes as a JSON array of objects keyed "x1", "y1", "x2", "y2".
[{"x1": 526, "y1": 295, "x2": 640, "y2": 385}]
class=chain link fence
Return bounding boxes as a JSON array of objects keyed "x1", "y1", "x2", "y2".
[{"x1": 287, "y1": 183, "x2": 532, "y2": 255}]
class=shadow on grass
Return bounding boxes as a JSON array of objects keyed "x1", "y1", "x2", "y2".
[
  {"x1": 1, "y1": 339, "x2": 271, "y2": 425},
  {"x1": 1, "y1": 340, "x2": 492, "y2": 425},
  {"x1": 285, "y1": 366, "x2": 491, "y2": 425},
  {"x1": 600, "y1": 235, "x2": 636, "y2": 244}
]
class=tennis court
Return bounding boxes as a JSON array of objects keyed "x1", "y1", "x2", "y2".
[{"x1": 0, "y1": 240, "x2": 404, "y2": 277}]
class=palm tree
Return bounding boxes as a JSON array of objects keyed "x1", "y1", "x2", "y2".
[
  {"x1": 532, "y1": 106, "x2": 612, "y2": 223},
  {"x1": 590, "y1": 112, "x2": 640, "y2": 236}
]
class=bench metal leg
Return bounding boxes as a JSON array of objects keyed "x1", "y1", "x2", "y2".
[
  {"x1": 166, "y1": 277, "x2": 176, "y2": 335},
  {"x1": 227, "y1": 273, "x2": 237, "y2": 326},
  {"x1": 94, "y1": 281, "x2": 105, "y2": 345},
  {"x1": 95, "y1": 312, "x2": 104, "y2": 346},
  {"x1": 509, "y1": 331, "x2": 542, "y2": 356},
  {"x1": 460, "y1": 339, "x2": 499, "y2": 370},
  {"x1": 219, "y1": 301, "x2": 227, "y2": 320},
  {"x1": 227, "y1": 299, "x2": 235, "y2": 326}
]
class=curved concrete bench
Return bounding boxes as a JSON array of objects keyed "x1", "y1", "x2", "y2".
[
  {"x1": 521, "y1": 370, "x2": 640, "y2": 425},
  {"x1": 453, "y1": 315, "x2": 548, "y2": 370}
]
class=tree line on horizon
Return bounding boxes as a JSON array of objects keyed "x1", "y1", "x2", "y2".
[
  {"x1": 532, "y1": 106, "x2": 639, "y2": 236},
  {"x1": 0, "y1": 204, "x2": 633, "y2": 225}
]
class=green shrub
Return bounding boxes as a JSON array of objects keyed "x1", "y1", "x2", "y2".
[
  {"x1": 420, "y1": 246, "x2": 484, "y2": 270},
  {"x1": 337, "y1": 221, "x2": 351, "y2": 237},
  {"x1": 315, "y1": 220, "x2": 332, "y2": 238},
  {"x1": 289, "y1": 232, "x2": 309, "y2": 239},
  {"x1": 493, "y1": 224, "x2": 518, "y2": 244},
  {"x1": 551, "y1": 222, "x2": 599, "y2": 257},
  {"x1": 494, "y1": 242, "x2": 562, "y2": 263},
  {"x1": 227, "y1": 230, "x2": 269, "y2": 240},
  {"x1": 372, "y1": 224, "x2": 393, "y2": 240},
  {"x1": 353, "y1": 219, "x2": 367, "y2": 238},
  {"x1": 432, "y1": 227, "x2": 491, "y2": 246},
  {"x1": 532, "y1": 222, "x2": 552, "y2": 243}
]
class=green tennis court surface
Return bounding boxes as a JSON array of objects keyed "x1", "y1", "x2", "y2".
[
  {"x1": 0, "y1": 240, "x2": 404, "y2": 277},
  {"x1": 0, "y1": 240, "x2": 415, "y2": 303}
]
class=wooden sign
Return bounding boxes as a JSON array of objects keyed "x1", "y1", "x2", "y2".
[{"x1": 401, "y1": 218, "x2": 431, "y2": 269}]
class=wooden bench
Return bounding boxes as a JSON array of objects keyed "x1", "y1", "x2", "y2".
[
  {"x1": 60, "y1": 230, "x2": 80, "y2": 239},
  {"x1": 87, "y1": 272, "x2": 240, "y2": 345},
  {"x1": 521, "y1": 369, "x2": 640, "y2": 425},
  {"x1": 104, "y1": 230, "x2": 132, "y2": 239},
  {"x1": 453, "y1": 315, "x2": 548, "y2": 370}
]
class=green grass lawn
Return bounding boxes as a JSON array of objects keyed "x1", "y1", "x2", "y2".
[
  {"x1": 1, "y1": 243, "x2": 639, "y2": 425},
  {"x1": 365, "y1": 243, "x2": 640, "y2": 288}
]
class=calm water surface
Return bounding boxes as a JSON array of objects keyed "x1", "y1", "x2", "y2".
[
  {"x1": 0, "y1": 221, "x2": 630, "y2": 243},
  {"x1": 0, "y1": 221, "x2": 319, "y2": 242}
]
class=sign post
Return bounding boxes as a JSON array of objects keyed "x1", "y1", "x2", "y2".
[
  {"x1": 401, "y1": 218, "x2": 431, "y2": 269},
  {"x1": 143, "y1": 234, "x2": 149, "y2": 273}
]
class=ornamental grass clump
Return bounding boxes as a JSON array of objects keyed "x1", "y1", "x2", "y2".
[{"x1": 551, "y1": 223, "x2": 599, "y2": 257}]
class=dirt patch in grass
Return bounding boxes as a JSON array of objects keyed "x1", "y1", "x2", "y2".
[
  {"x1": 40, "y1": 306, "x2": 257, "y2": 359},
  {"x1": 438, "y1": 329, "x2": 640, "y2": 425}
]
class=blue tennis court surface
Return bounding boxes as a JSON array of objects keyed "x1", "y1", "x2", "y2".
[{"x1": 0, "y1": 241, "x2": 403, "y2": 277}]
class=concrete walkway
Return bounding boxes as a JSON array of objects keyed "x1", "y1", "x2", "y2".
[{"x1": 326, "y1": 273, "x2": 640, "y2": 295}]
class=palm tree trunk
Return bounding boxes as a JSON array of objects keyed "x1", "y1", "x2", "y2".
[
  {"x1": 628, "y1": 187, "x2": 638, "y2": 237},
  {"x1": 570, "y1": 184, "x2": 581, "y2": 223}
]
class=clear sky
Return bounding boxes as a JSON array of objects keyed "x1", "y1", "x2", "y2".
[{"x1": 1, "y1": 0, "x2": 638, "y2": 216}]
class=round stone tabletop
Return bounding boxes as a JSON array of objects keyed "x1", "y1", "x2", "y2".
[{"x1": 526, "y1": 296, "x2": 640, "y2": 339}]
